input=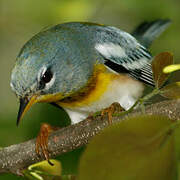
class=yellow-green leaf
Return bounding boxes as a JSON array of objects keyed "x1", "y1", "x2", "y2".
[
  {"x1": 24, "y1": 159, "x2": 62, "y2": 180},
  {"x1": 163, "y1": 64, "x2": 180, "y2": 74},
  {"x1": 78, "y1": 115, "x2": 176, "y2": 180},
  {"x1": 152, "y1": 52, "x2": 173, "y2": 88},
  {"x1": 160, "y1": 82, "x2": 180, "y2": 99}
]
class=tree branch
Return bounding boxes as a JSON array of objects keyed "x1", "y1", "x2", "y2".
[{"x1": 0, "y1": 100, "x2": 180, "y2": 176}]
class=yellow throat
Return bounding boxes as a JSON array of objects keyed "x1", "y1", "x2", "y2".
[{"x1": 57, "y1": 64, "x2": 120, "y2": 108}]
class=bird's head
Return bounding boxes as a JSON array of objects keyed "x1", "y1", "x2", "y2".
[{"x1": 10, "y1": 25, "x2": 94, "y2": 125}]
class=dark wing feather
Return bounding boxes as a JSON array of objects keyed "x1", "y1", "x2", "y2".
[
  {"x1": 104, "y1": 59, "x2": 155, "y2": 86},
  {"x1": 129, "y1": 64, "x2": 154, "y2": 86}
]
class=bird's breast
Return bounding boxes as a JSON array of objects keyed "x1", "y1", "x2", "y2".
[
  {"x1": 56, "y1": 64, "x2": 144, "y2": 111},
  {"x1": 57, "y1": 64, "x2": 116, "y2": 108}
]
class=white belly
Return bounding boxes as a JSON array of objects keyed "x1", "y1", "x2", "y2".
[{"x1": 63, "y1": 76, "x2": 144, "y2": 124}]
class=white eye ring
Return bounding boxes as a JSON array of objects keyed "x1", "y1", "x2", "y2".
[
  {"x1": 38, "y1": 66, "x2": 55, "y2": 90},
  {"x1": 38, "y1": 66, "x2": 47, "y2": 82}
]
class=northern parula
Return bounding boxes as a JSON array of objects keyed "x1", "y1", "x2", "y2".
[{"x1": 10, "y1": 20, "x2": 170, "y2": 125}]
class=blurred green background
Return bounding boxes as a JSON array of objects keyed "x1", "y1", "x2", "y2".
[{"x1": 0, "y1": 0, "x2": 180, "y2": 179}]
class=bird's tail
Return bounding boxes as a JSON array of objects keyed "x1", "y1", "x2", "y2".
[{"x1": 131, "y1": 19, "x2": 171, "y2": 48}]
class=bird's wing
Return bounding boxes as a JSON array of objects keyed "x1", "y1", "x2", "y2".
[{"x1": 94, "y1": 25, "x2": 154, "y2": 86}]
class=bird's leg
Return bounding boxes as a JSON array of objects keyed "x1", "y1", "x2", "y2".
[
  {"x1": 101, "y1": 102, "x2": 125, "y2": 124},
  {"x1": 36, "y1": 123, "x2": 59, "y2": 165}
]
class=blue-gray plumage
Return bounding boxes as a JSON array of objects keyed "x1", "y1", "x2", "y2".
[{"x1": 10, "y1": 19, "x2": 171, "y2": 125}]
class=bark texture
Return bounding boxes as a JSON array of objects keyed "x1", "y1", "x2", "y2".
[{"x1": 0, "y1": 100, "x2": 179, "y2": 175}]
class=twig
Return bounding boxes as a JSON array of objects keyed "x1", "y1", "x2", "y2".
[{"x1": 0, "y1": 100, "x2": 179, "y2": 176}]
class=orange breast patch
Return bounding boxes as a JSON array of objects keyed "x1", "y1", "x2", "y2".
[{"x1": 57, "y1": 64, "x2": 127, "y2": 108}]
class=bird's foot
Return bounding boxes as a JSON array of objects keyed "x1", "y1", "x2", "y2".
[
  {"x1": 36, "y1": 123, "x2": 58, "y2": 165},
  {"x1": 101, "y1": 102, "x2": 125, "y2": 124}
]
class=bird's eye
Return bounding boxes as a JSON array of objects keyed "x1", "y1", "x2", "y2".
[{"x1": 41, "y1": 68, "x2": 53, "y2": 84}]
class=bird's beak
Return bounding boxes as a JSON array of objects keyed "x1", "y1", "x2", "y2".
[{"x1": 17, "y1": 95, "x2": 37, "y2": 126}]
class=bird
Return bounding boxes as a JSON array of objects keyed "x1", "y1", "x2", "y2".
[{"x1": 10, "y1": 19, "x2": 171, "y2": 159}]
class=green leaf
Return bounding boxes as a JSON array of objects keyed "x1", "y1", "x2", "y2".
[
  {"x1": 23, "y1": 159, "x2": 62, "y2": 180},
  {"x1": 152, "y1": 52, "x2": 173, "y2": 88},
  {"x1": 78, "y1": 115, "x2": 176, "y2": 180},
  {"x1": 160, "y1": 82, "x2": 180, "y2": 99},
  {"x1": 163, "y1": 64, "x2": 180, "y2": 74}
]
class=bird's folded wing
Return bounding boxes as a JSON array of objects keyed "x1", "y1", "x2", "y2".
[{"x1": 94, "y1": 32, "x2": 154, "y2": 86}]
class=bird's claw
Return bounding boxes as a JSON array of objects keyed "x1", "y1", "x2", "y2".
[
  {"x1": 101, "y1": 102, "x2": 125, "y2": 124},
  {"x1": 35, "y1": 123, "x2": 56, "y2": 164}
]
